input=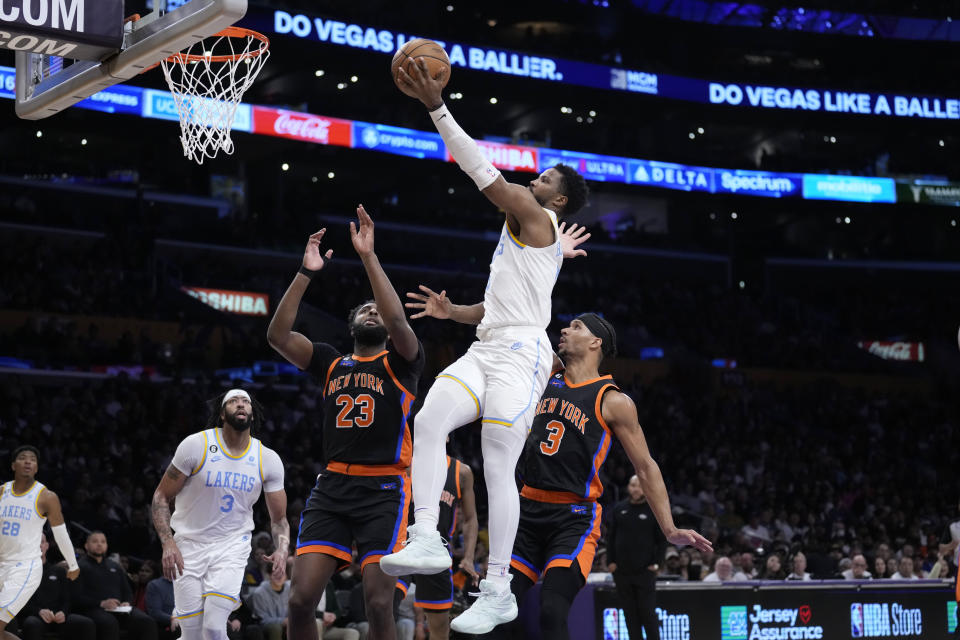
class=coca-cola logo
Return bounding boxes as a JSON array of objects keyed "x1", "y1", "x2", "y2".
[
  {"x1": 273, "y1": 114, "x2": 331, "y2": 143},
  {"x1": 856, "y1": 340, "x2": 924, "y2": 362}
]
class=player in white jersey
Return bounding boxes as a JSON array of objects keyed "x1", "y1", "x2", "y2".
[
  {"x1": 0, "y1": 445, "x2": 79, "y2": 640},
  {"x1": 381, "y1": 59, "x2": 590, "y2": 634},
  {"x1": 151, "y1": 389, "x2": 288, "y2": 640}
]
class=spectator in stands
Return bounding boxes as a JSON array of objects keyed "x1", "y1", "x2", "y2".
[
  {"x1": 891, "y1": 557, "x2": 919, "y2": 580},
  {"x1": 703, "y1": 556, "x2": 736, "y2": 582},
  {"x1": 785, "y1": 552, "x2": 811, "y2": 581},
  {"x1": 842, "y1": 554, "x2": 871, "y2": 580},
  {"x1": 661, "y1": 547, "x2": 682, "y2": 577},
  {"x1": 16, "y1": 532, "x2": 95, "y2": 640},
  {"x1": 760, "y1": 554, "x2": 786, "y2": 580},
  {"x1": 71, "y1": 531, "x2": 158, "y2": 640},
  {"x1": 144, "y1": 571, "x2": 176, "y2": 639},
  {"x1": 131, "y1": 560, "x2": 157, "y2": 612},
  {"x1": 316, "y1": 582, "x2": 358, "y2": 640},
  {"x1": 873, "y1": 557, "x2": 887, "y2": 580},
  {"x1": 742, "y1": 515, "x2": 772, "y2": 548},
  {"x1": 735, "y1": 552, "x2": 757, "y2": 580},
  {"x1": 247, "y1": 565, "x2": 291, "y2": 640}
]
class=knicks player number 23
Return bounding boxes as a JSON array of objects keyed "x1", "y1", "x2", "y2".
[{"x1": 335, "y1": 394, "x2": 376, "y2": 429}]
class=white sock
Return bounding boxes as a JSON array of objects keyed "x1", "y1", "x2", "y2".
[
  {"x1": 411, "y1": 377, "x2": 479, "y2": 530},
  {"x1": 177, "y1": 614, "x2": 203, "y2": 640},
  {"x1": 480, "y1": 424, "x2": 526, "y2": 583}
]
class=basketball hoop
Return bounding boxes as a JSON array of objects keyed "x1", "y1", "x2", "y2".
[{"x1": 159, "y1": 26, "x2": 269, "y2": 164}]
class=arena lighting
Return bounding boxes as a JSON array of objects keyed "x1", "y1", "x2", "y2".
[
  {"x1": 337, "y1": 82, "x2": 347, "y2": 89},
  {"x1": 35, "y1": 130, "x2": 41, "y2": 138},
  {"x1": 327, "y1": 171, "x2": 335, "y2": 179},
  {"x1": 697, "y1": 126, "x2": 704, "y2": 134},
  {"x1": 350, "y1": 75, "x2": 358, "y2": 82},
  {"x1": 731, "y1": 212, "x2": 738, "y2": 219},
  {"x1": 281, "y1": 163, "x2": 290, "y2": 171},
  {"x1": 589, "y1": 110, "x2": 597, "y2": 117},
  {"x1": 311, "y1": 176, "x2": 318, "y2": 182},
  {"x1": 489, "y1": 97, "x2": 498, "y2": 104},
  {"x1": 688, "y1": 132, "x2": 695, "y2": 139},
  {"x1": 81, "y1": 138, "x2": 87, "y2": 145},
  {"x1": 314, "y1": 69, "x2": 324, "y2": 77}
]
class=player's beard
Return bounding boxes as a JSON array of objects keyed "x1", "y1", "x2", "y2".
[
  {"x1": 224, "y1": 410, "x2": 251, "y2": 431},
  {"x1": 353, "y1": 322, "x2": 388, "y2": 347}
]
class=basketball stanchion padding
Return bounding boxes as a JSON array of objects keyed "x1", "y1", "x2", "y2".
[{"x1": 159, "y1": 26, "x2": 269, "y2": 164}]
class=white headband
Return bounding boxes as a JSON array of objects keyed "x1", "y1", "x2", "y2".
[{"x1": 222, "y1": 389, "x2": 251, "y2": 406}]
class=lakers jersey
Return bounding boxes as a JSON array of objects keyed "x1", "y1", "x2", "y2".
[
  {"x1": 522, "y1": 371, "x2": 619, "y2": 500},
  {"x1": 309, "y1": 342, "x2": 425, "y2": 467},
  {"x1": 169, "y1": 428, "x2": 285, "y2": 542},
  {"x1": 477, "y1": 208, "x2": 563, "y2": 332},
  {"x1": 0, "y1": 481, "x2": 46, "y2": 562}
]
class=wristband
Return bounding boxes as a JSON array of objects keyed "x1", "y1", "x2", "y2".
[{"x1": 298, "y1": 265, "x2": 320, "y2": 279}]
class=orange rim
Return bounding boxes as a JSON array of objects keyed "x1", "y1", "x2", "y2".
[{"x1": 166, "y1": 26, "x2": 270, "y2": 64}]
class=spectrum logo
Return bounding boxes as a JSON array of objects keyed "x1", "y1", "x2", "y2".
[{"x1": 722, "y1": 604, "x2": 823, "y2": 639}]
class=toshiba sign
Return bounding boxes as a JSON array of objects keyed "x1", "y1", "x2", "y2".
[{"x1": 182, "y1": 287, "x2": 269, "y2": 316}]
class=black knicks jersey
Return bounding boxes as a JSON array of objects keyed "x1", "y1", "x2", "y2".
[
  {"x1": 522, "y1": 370, "x2": 619, "y2": 500},
  {"x1": 308, "y1": 341, "x2": 424, "y2": 467}
]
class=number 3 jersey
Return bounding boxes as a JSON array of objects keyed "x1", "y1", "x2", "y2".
[
  {"x1": 308, "y1": 341, "x2": 425, "y2": 467},
  {"x1": 0, "y1": 481, "x2": 46, "y2": 561},
  {"x1": 169, "y1": 428, "x2": 284, "y2": 542},
  {"x1": 521, "y1": 371, "x2": 620, "y2": 501}
]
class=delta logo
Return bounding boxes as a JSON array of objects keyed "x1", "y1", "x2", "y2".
[{"x1": 721, "y1": 604, "x2": 823, "y2": 640}]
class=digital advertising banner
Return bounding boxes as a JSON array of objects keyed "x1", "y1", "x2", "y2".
[{"x1": 595, "y1": 583, "x2": 954, "y2": 640}]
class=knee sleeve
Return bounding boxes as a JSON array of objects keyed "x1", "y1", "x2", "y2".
[
  {"x1": 539, "y1": 567, "x2": 584, "y2": 637},
  {"x1": 177, "y1": 613, "x2": 203, "y2": 640},
  {"x1": 412, "y1": 376, "x2": 481, "y2": 527},
  {"x1": 481, "y1": 425, "x2": 527, "y2": 569}
]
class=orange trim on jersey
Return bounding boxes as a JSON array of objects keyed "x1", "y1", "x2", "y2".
[
  {"x1": 416, "y1": 601, "x2": 453, "y2": 611},
  {"x1": 586, "y1": 384, "x2": 618, "y2": 500},
  {"x1": 296, "y1": 544, "x2": 352, "y2": 564},
  {"x1": 361, "y1": 554, "x2": 385, "y2": 570},
  {"x1": 563, "y1": 374, "x2": 614, "y2": 389},
  {"x1": 574, "y1": 504, "x2": 603, "y2": 580},
  {"x1": 454, "y1": 459, "x2": 462, "y2": 500},
  {"x1": 520, "y1": 485, "x2": 595, "y2": 504},
  {"x1": 351, "y1": 350, "x2": 389, "y2": 362},
  {"x1": 10, "y1": 481, "x2": 36, "y2": 497},
  {"x1": 322, "y1": 357, "x2": 343, "y2": 398},
  {"x1": 395, "y1": 581, "x2": 408, "y2": 596},
  {"x1": 511, "y1": 558, "x2": 540, "y2": 583},
  {"x1": 544, "y1": 558, "x2": 574, "y2": 573},
  {"x1": 382, "y1": 356, "x2": 415, "y2": 400},
  {"x1": 325, "y1": 461, "x2": 408, "y2": 476}
]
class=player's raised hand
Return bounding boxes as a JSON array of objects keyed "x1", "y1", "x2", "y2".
[
  {"x1": 264, "y1": 548, "x2": 288, "y2": 584},
  {"x1": 397, "y1": 57, "x2": 448, "y2": 109},
  {"x1": 303, "y1": 229, "x2": 334, "y2": 272},
  {"x1": 350, "y1": 205, "x2": 375, "y2": 258},
  {"x1": 406, "y1": 285, "x2": 452, "y2": 320},
  {"x1": 666, "y1": 528, "x2": 714, "y2": 554},
  {"x1": 559, "y1": 221, "x2": 590, "y2": 259},
  {"x1": 161, "y1": 540, "x2": 185, "y2": 580}
]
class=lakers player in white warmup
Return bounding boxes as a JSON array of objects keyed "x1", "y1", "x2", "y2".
[
  {"x1": 382, "y1": 59, "x2": 590, "y2": 633},
  {"x1": 0, "y1": 446, "x2": 80, "y2": 640},
  {"x1": 151, "y1": 389, "x2": 288, "y2": 640}
]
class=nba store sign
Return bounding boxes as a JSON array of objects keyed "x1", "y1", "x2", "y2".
[
  {"x1": 602, "y1": 606, "x2": 690, "y2": 639},
  {"x1": 850, "y1": 601, "x2": 923, "y2": 637},
  {"x1": 182, "y1": 287, "x2": 269, "y2": 317},
  {"x1": 721, "y1": 604, "x2": 824, "y2": 639}
]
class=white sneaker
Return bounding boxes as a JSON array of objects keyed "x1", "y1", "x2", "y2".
[
  {"x1": 379, "y1": 522, "x2": 452, "y2": 576},
  {"x1": 449, "y1": 578, "x2": 518, "y2": 634}
]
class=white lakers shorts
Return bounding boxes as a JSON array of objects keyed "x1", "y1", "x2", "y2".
[
  {"x1": 0, "y1": 558, "x2": 41, "y2": 623},
  {"x1": 172, "y1": 534, "x2": 251, "y2": 619},
  {"x1": 437, "y1": 325, "x2": 552, "y2": 432}
]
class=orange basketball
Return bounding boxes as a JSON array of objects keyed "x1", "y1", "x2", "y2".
[{"x1": 391, "y1": 38, "x2": 450, "y2": 96}]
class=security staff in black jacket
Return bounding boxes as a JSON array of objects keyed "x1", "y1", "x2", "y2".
[
  {"x1": 606, "y1": 476, "x2": 666, "y2": 640},
  {"x1": 16, "y1": 532, "x2": 95, "y2": 640}
]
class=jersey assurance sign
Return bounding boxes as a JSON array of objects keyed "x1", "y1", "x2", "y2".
[{"x1": 0, "y1": 0, "x2": 122, "y2": 60}]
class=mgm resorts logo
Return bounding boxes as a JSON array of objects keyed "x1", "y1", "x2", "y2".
[{"x1": 721, "y1": 604, "x2": 823, "y2": 640}]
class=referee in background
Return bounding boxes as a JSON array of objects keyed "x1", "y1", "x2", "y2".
[{"x1": 606, "y1": 475, "x2": 666, "y2": 640}]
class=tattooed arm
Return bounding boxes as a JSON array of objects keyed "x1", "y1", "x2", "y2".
[
  {"x1": 263, "y1": 490, "x2": 290, "y2": 582},
  {"x1": 152, "y1": 464, "x2": 188, "y2": 580}
]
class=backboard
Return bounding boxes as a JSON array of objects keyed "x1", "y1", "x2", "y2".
[{"x1": 14, "y1": 0, "x2": 247, "y2": 120}]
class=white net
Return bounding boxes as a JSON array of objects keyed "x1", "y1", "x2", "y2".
[{"x1": 160, "y1": 28, "x2": 269, "y2": 165}]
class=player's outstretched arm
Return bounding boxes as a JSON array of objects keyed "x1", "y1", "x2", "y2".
[
  {"x1": 38, "y1": 489, "x2": 80, "y2": 580},
  {"x1": 405, "y1": 285, "x2": 485, "y2": 325},
  {"x1": 267, "y1": 229, "x2": 334, "y2": 370},
  {"x1": 349, "y1": 205, "x2": 419, "y2": 362},
  {"x1": 602, "y1": 391, "x2": 713, "y2": 553},
  {"x1": 458, "y1": 463, "x2": 480, "y2": 586},
  {"x1": 397, "y1": 60, "x2": 550, "y2": 234},
  {"x1": 152, "y1": 464, "x2": 188, "y2": 580},
  {"x1": 263, "y1": 489, "x2": 290, "y2": 584}
]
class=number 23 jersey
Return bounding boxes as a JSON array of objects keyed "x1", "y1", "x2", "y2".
[
  {"x1": 309, "y1": 341, "x2": 425, "y2": 467},
  {"x1": 522, "y1": 371, "x2": 619, "y2": 501},
  {"x1": 169, "y1": 428, "x2": 284, "y2": 542}
]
